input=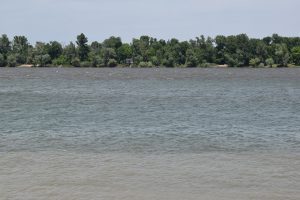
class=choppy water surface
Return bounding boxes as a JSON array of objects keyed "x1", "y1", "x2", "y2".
[{"x1": 0, "y1": 68, "x2": 300, "y2": 200}]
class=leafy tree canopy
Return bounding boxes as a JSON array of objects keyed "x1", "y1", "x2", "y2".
[{"x1": 0, "y1": 33, "x2": 299, "y2": 68}]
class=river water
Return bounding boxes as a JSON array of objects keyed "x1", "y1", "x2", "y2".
[{"x1": 0, "y1": 68, "x2": 299, "y2": 200}]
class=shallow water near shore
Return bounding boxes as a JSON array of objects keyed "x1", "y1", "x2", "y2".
[{"x1": 0, "y1": 68, "x2": 300, "y2": 199}]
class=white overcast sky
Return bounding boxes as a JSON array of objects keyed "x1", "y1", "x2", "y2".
[{"x1": 0, "y1": 0, "x2": 299, "y2": 44}]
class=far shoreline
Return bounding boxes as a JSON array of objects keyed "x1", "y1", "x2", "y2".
[{"x1": 10, "y1": 65, "x2": 299, "y2": 69}]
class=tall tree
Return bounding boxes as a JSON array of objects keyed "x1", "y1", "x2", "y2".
[
  {"x1": 185, "y1": 49, "x2": 198, "y2": 67},
  {"x1": 102, "y1": 48, "x2": 117, "y2": 66},
  {"x1": 13, "y1": 36, "x2": 29, "y2": 64},
  {"x1": 46, "y1": 41, "x2": 63, "y2": 60},
  {"x1": 63, "y1": 42, "x2": 77, "y2": 63},
  {"x1": 291, "y1": 46, "x2": 300, "y2": 65},
  {"x1": 32, "y1": 42, "x2": 51, "y2": 67},
  {"x1": 117, "y1": 43, "x2": 132, "y2": 63},
  {"x1": 76, "y1": 33, "x2": 89, "y2": 61},
  {"x1": 275, "y1": 43, "x2": 290, "y2": 67},
  {"x1": 0, "y1": 34, "x2": 11, "y2": 57}
]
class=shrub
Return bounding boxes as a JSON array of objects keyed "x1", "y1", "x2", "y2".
[
  {"x1": 249, "y1": 58, "x2": 260, "y2": 67},
  {"x1": 80, "y1": 61, "x2": 91, "y2": 67},
  {"x1": 71, "y1": 57, "x2": 81, "y2": 67},
  {"x1": 265, "y1": 58, "x2": 274, "y2": 67},
  {"x1": 225, "y1": 54, "x2": 239, "y2": 67},
  {"x1": 91, "y1": 56, "x2": 103, "y2": 67},
  {"x1": 15, "y1": 53, "x2": 27, "y2": 64},
  {"x1": 33, "y1": 54, "x2": 51, "y2": 67},
  {"x1": 138, "y1": 61, "x2": 153, "y2": 68},
  {"x1": 150, "y1": 56, "x2": 160, "y2": 66},
  {"x1": 162, "y1": 57, "x2": 175, "y2": 67},
  {"x1": 108, "y1": 59, "x2": 118, "y2": 67},
  {"x1": 199, "y1": 62, "x2": 210, "y2": 68},
  {"x1": 52, "y1": 55, "x2": 68, "y2": 66},
  {"x1": 185, "y1": 49, "x2": 198, "y2": 67},
  {"x1": 7, "y1": 54, "x2": 17, "y2": 67}
]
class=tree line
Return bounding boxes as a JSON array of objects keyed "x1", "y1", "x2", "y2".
[{"x1": 0, "y1": 33, "x2": 300, "y2": 68}]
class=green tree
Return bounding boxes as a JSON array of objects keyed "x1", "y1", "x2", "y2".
[
  {"x1": 215, "y1": 35, "x2": 229, "y2": 64},
  {"x1": 162, "y1": 53, "x2": 175, "y2": 67},
  {"x1": 225, "y1": 53, "x2": 239, "y2": 67},
  {"x1": 291, "y1": 46, "x2": 300, "y2": 65},
  {"x1": 71, "y1": 57, "x2": 81, "y2": 67},
  {"x1": 165, "y1": 38, "x2": 185, "y2": 65},
  {"x1": 255, "y1": 41, "x2": 268, "y2": 61},
  {"x1": 76, "y1": 33, "x2": 90, "y2": 61},
  {"x1": 117, "y1": 44, "x2": 132, "y2": 63},
  {"x1": 89, "y1": 54, "x2": 103, "y2": 67},
  {"x1": 132, "y1": 36, "x2": 152, "y2": 62},
  {"x1": 102, "y1": 48, "x2": 117, "y2": 66},
  {"x1": 90, "y1": 41, "x2": 102, "y2": 54},
  {"x1": 0, "y1": 34, "x2": 11, "y2": 57},
  {"x1": 103, "y1": 36, "x2": 122, "y2": 49},
  {"x1": 30, "y1": 42, "x2": 51, "y2": 67},
  {"x1": 192, "y1": 35, "x2": 215, "y2": 64},
  {"x1": 150, "y1": 56, "x2": 160, "y2": 66},
  {"x1": 47, "y1": 41, "x2": 63, "y2": 60},
  {"x1": 275, "y1": 44, "x2": 290, "y2": 67},
  {"x1": 272, "y1": 34, "x2": 283, "y2": 44},
  {"x1": 63, "y1": 42, "x2": 77, "y2": 63},
  {"x1": 265, "y1": 58, "x2": 275, "y2": 67},
  {"x1": 7, "y1": 54, "x2": 17, "y2": 67},
  {"x1": 138, "y1": 61, "x2": 153, "y2": 68},
  {"x1": 34, "y1": 42, "x2": 48, "y2": 55},
  {"x1": 185, "y1": 49, "x2": 198, "y2": 67},
  {"x1": 0, "y1": 53, "x2": 6, "y2": 67},
  {"x1": 249, "y1": 58, "x2": 260, "y2": 67},
  {"x1": 107, "y1": 59, "x2": 118, "y2": 67},
  {"x1": 52, "y1": 55, "x2": 68, "y2": 66},
  {"x1": 12, "y1": 36, "x2": 29, "y2": 64},
  {"x1": 34, "y1": 54, "x2": 51, "y2": 67}
]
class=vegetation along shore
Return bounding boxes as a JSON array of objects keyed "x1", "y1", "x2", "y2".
[{"x1": 0, "y1": 33, "x2": 300, "y2": 68}]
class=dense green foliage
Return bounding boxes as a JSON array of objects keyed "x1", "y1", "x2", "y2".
[{"x1": 0, "y1": 33, "x2": 300, "y2": 67}]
